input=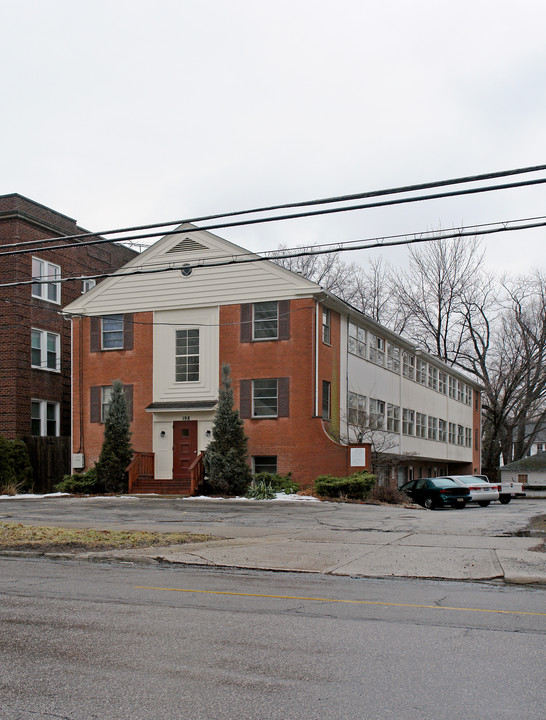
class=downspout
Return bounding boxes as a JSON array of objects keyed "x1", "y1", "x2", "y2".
[
  {"x1": 314, "y1": 300, "x2": 319, "y2": 416},
  {"x1": 78, "y1": 317, "x2": 84, "y2": 455}
]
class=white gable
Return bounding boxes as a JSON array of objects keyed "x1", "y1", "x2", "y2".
[{"x1": 64, "y1": 225, "x2": 320, "y2": 315}]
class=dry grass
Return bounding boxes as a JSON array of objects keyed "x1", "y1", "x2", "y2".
[{"x1": 0, "y1": 522, "x2": 212, "y2": 553}]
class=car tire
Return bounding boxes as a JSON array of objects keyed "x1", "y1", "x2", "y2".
[
  {"x1": 499, "y1": 495, "x2": 511, "y2": 505},
  {"x1": 478, "y1": 501, "x2": 491, "y2": 507},
  {"x1": 424, "y1": 497, "x2": 435, "y2": 510}
]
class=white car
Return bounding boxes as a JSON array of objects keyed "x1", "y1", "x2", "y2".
[{"x1": 438, "y1": 475, "x2": 500, "y2": 507}]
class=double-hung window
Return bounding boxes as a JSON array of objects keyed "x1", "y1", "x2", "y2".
[
  {"x1": 438, "y1": 371, "x2": 447, "y2": 394},
  {"x1": 449, "y1": 376, "x2": 457, "y2": 399},
  {"x1": 369, "y1": 398, "x2": 385, "y2": 429},
  {"x1": 252, "y1": 379, "x2": 278, "y2": 417},
  {"x1": 416, "y1": 412, "x2": 427, "y2": 438},
  {"x1": 416, "y1": 359, "x2": 427, "y2": 385},
  {"x1": 457, "y1": 424, "x2": 465, "y2": 445},
  {"x1": 402, "y1": 408, "x2": 414, "y2": 435},
  {"x1": 402, "y1": 352, "x2": 415, "y2": 380},
  {"x1": 253, "y1": 302, "x2": 278, "y2": 340},
  {"x1": 387, "y1": 404, "x2": 400, "y2": 432},
  {"x1": 348, "y1": 322, "x2": 366, "y2": 358},
  {"x1": 369, "y1": 335, "x2": 385, "y2": 365},
  {"x1": 438, "y1": 419, "x2": 447, "y2": 442},
  {"x1": 31, "y1": 400, "x2": 59, "y2": 436},
  {"x1": 101, "y1": 386, "x2": 113, "y2": 422},
  {"x1": 31, "y1": 329, "x2": 60, "y2": 371},
  {"x1": 175, "y1": 329, "x2": 199, "y2": 382},
  {"x1": 102, "y1": 315, "x2": 124, "y2": 349},
  {"x1": 32, "y1": 257, "x2": 61, "y2": 303},
  {"x1": 322, "y1": 380, "x2": 331, "y2": 420},
  {"x1": 387, "y1": 344, "x2": 400, "y2": 373},
  {"x1": 348, "y1": 392, "x2": 367, "y2": 425},
  {"x1": 428, "y1": 416, "x2": 438, "y2": 441},
  {"x1": 449, "y1": 422, "x2": 456, "y2": 444},
  {"x1": 465, "y1": 427, "x2": 472, "y2": 447},
  {"x1": 322, "y1": 308, "x2": 331, "y2": 344},
  {"x1": 428, "y1": 366, "x2": 438, "y2": 391}
]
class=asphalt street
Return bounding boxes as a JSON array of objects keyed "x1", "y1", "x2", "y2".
[{"x1": 1, "y1": 557, "x2": 545, "y2": 720}]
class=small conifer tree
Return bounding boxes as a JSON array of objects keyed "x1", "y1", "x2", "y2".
[
  {"x1": 96, "y1": 380, "x2": 133, "y2": 493},
  {"x1": 204, "y1": 364, "x2": 252, "y2": 495}
]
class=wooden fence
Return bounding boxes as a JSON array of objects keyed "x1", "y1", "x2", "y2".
[{"x1": 22, "y1": 436, "x2": 71, "y2": 494}]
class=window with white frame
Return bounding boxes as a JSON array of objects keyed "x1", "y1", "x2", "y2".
[
  {"x1": 101, "y1": 315, "x2": 124, "y2": 349},
  {"x1": 348, "y1": 322, "x2": 366, "y2": 358},
  {"x1": 416, "y1": 358, "x2": 427, "y2": 385},
  {"x1": 387, "y1": 344, "x2": 400, "y2": 373},
  {"x1": 457, "y1": 424, "x2": 465, "y2": 445},
  {"x1": 457, "y1": 381, "x2": 464, "y2": 403},
  {"x1": 175, "y1": 329, "x2": 200, "y2": 382},
  {"x1": 387, "y1": 403, "x2": 400, "y2": 432},
  {"x1": 369, "y1": 398, "x2": 385, "y2": 428},
  {"x1": 438, "y1": 418, "x2": 447, "y2": 442},
  {"x1": 101, "y1": 386, "x2": 114, "y2": 422},
  {"x1": 348, "y1": 391, "x2": 367, "y2": 426},
  {"x1": 465, "y1": 427, "x2": 472, "y2": 447},
  {"x1": 369, "y1": 335, "x2": 385, "y2": 365},
  {"x1": 82, "y1": 278, "x2": 96, "y2": 294},
  {"x1": 448, "y1": 376, "x2": 456, "y2": 399},
  {"x1": 438, "y1": 371, "x2": 447, "y2": 394},
  {"x1": 449, "y1": 422, "x2": 456, "y2": 444},
  {"x1": 428, "y1": 366, "x2": 438, "y2": 391},
  {"x1": 536, "y1": 443, "x2": 544, "y2": 453},
  {"x1": 465, "y1": 385, "x2": 472, "y2": 406},
  {"x1": 253, "y1": 302, "x2": 278, "y2": 340},
  {"x1": 252, "y1": 379, "x2": 278, "y2": 417},
  {"x1": 31, "y1": 257, "x2": 61, "y2": 303},
  {"x1": 30, "y1": 399, "x2": 59, "y2": 436},
  {"x1": 428, "y1": 416, "x2": 438, "y2": 441},
  {"x1": 402, "y1": 408, "x2": 414, "y2": 435},
  {"x1": 31, "y1": 329, "x2": 60, "y2": 371},
  {"x1": 402, "y1": 352, "x2": 415, "y2": 380},
  {"x1": 322, "y1": 307, "x2": 331, "y2": 344},
  {"x1": 416, "y1": 412, "x2": 427, "y2": 438}
]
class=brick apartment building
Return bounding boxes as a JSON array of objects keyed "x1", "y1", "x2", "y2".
[
  {"x1": 64, "y1": 224, "x2": 481, "y2": 493},
  {"x1": 0, "y1": 194, "x2": 136, "y2": 483}
]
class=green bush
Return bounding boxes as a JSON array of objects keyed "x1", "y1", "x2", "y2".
[
  {"x1": 54, "y1": 467, "x2": 103, "y2": 494},
  {"x1": 0, "y1": 436, "x2": 33, "y2": 494},
  {"x1": 314, "y1": 472, "x2": 376, "y2": 500},
  {"x1": 245, "y1": 479, "x2": 277, "y2": 500},
  {"x1": 253, "y1": 472, "x2": 299, "y2": 494}
]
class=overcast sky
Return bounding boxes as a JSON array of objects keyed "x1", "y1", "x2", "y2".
[{"x1": 2, "y1": 0, "x2": 545, "y2": 275}]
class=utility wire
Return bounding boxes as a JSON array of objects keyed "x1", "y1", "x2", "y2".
[
  {"x1": 4, "y1": 217, "x2": 545, "y2": 293},
  {"x1": 1, "y1": 164, "x2": 545, "y2": 252}
]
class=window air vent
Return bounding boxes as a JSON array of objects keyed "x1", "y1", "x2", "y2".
[{"x1": 166, "y1": 238, "x2": 208, "y2": 254}]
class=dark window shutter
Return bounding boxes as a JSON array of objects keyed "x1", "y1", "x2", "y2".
[
  {"x1": 123, "y1": 384, "x2": 133, "y2": 422},
  {"x1": 278, "y1": 377, "x2": 290, "y2": 417},
  {"x1": 123, "y1": 314, "x2": 134, "y2": 350},
  {"x1": 278, "y1": 300, "x2": 290, "y2": 340},
  {"x1": 240, "y1": 304, "x2": 252, "y2": 343},
  {"x1": 90, "y1": 386, "x2": 101, "y2": 423},
  {"x1": 90, "y1": 317, "x2": 100, "y2": 352},
  {"x1": 240, "y1": 379, "x2": 251, "y2": 418}
]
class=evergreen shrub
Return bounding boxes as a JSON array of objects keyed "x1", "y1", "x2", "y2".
[
  {"x1": 314, "y1": 472, "x2": 376, "y2": 500},
  {"x1": 55, "y1": 467, "x2": 103, "y2": 494}
]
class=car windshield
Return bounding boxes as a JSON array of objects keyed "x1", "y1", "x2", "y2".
[
  {"x1": 451, "y1": 476, "x2": 487, "y2": 486},
  {"x1": 429, "y1": 478, "x2": 459, "y2": 488}
]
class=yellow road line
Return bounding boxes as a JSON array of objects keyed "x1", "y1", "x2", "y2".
[{"x1": 135, "y1": 586, "x2": 546, "y2": 617}]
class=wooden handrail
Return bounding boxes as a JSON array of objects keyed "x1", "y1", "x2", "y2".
[
  {"x1": 189, "y1": 451, "x2": 205, "y2": 495},
  {"x1": 127, "y1": 452, "x2": 154, "y2": 493}
]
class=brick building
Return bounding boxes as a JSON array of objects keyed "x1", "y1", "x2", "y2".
[
  {"x1": 0, "y1": 194, "x2": 136, "y2": 468},
  {"x1": 64, "y1": 224, "x2": 481, "y2": 492}
]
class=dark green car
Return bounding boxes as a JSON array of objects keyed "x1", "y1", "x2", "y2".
[{"x1": 400, "y1": 477, "x2": 470, "y2": 509}]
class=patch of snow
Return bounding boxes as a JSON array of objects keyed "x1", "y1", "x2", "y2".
[
  {"x1": 0, "y1": 492, "x2": 70, "y2": 500},
  {"x1": 184, "y1": 493, "x2": 319, "y2": 503}
]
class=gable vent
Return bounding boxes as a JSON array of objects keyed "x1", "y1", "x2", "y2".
[{"x1": 166, "y1": 238, "x2": 209, "y2": 254}]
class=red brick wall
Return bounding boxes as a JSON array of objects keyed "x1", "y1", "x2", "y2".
[
  {"x1": 0, "y1": 195, "x2": 136, "y2": 439},
  {"x1": 220, "y1": 299, "x2": 352, "y2": 486},
  {"x1": 72, "y1": 312, "x2": 154, "y2": 469}
]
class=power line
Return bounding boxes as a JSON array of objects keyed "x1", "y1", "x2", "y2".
[
  {"x1": 1, "y1": 164, "x2": 545, "y2": 252},
  {"x1": 3, "y1": 217, "x2": 544, "y2": 293}
]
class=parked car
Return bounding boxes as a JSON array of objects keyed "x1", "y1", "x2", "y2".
[
  {"x1": 476, "y1": 475, "x2": 525, "y2": 504},
  {"x1": 400, "y1": 478, "x2": 469, "y2": 509},
  {"x1": 441, "y1": 475, "x2": 500, "y2": 507}
]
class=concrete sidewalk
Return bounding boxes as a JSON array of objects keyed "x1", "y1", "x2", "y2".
[{"x1": 79, "y1": 515, "x2": 546, "y2": 585}]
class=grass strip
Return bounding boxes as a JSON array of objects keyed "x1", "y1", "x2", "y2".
[{"x1": 0, "y1": 522, "x2": 212, "y2": 552}]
